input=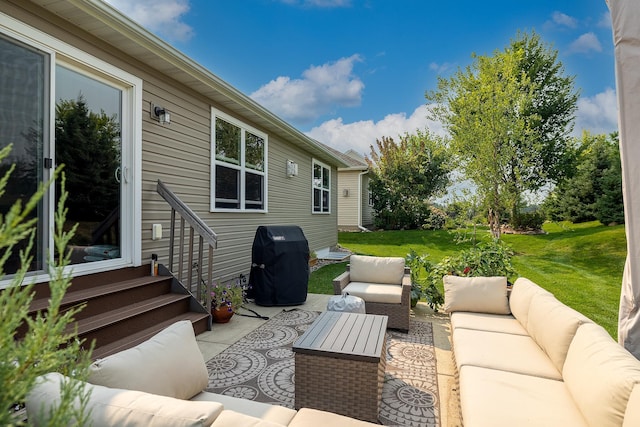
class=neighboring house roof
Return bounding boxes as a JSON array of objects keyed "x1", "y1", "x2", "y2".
[
  {"x1": 29, "y1": 0, "x2": 347, "y2": 168},
  {"x1": 318, "y1": 143, "x2": 368, "y2": 172}
]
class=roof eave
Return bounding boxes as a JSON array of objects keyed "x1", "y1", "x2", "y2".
[{"x1": 29, "y1": 0, "x2": 348, "y2": 168}]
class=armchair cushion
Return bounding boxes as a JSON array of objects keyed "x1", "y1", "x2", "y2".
[
  {"x1": 343, "y1": 282, "x2": 403, "y2": 304},
  {"x1": 349, "y1": 255, "x2": 405, "y2": 285},
  {"x1": 443, "y1": 275, "x2": 510, "y2": 314},
  {"x1": 88, "y1": 320, "x2": 209, "y2": 400}
]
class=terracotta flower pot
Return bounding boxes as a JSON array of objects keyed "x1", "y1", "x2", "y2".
[{"x1": 211, "y1": 306, "x2": 234, "y2": 323}]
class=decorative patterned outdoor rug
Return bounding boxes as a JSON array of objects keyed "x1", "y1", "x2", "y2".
[{"x1": 205, "y1": 309, "x2": 440, "y2": 427}]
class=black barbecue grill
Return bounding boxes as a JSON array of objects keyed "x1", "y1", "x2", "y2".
[{"x1": 249, "y1": 225, "x2": 309, "y2": 306}]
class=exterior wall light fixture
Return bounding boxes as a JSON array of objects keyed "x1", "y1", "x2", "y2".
[
  {"x1": 151, "y1": 102, "x2": 171, "y2": 124},
  {"x1": 286, "y1": 160, "x2": 298, "y2": 177}
]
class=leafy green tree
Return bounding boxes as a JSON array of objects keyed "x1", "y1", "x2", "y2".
[
  {"x1": 543, "y1": 132, "x2": 623, "y2": 225},
  {"x1": 427, "y1": 31, "x2": 578, "y2": 237},
  {"x1": 596, "y1": 143, "x2": 624, "y2": 225},
  {"x1": 0, "y1": 145, "x2": 92, "y2": 425},
  {"x1": 510, "y1": 31, "x2": 579, "y2": 192},
  {"x1": 366, "y1": 129, "x2": 451, "y2": 230}
]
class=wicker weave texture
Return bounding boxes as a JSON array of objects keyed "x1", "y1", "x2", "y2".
[
  {"x1": 333, "y1": 266, "x2": 411, "y2": 332},
  {"x1": 295, "y1": 338, "x2": 387, "y2": 423}
]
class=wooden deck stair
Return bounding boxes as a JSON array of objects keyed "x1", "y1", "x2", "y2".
[{"x1": 25, "y1": 265, "x2": 210, "y2": 360}]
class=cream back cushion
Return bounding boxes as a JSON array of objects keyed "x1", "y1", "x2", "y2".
[
  {"x1": 443, "y1": 275, "x2": 510, "y2": 314},
  {"x1": 349, "y1": 255, "x2": 405, "y2": 285},
  {"x1": 27, "y1": 372, "x2": 223, "y2": 427},
  {"x1": 623, "y1": 385, "x2": 640, "y2": 427},
  {"x1": 563, "y1": 323, "x2": 640, "y2": 427},
  {"x1": 88, "y1": 320, "x2": 209, "y2": 400},
  {"x1": 509, "y1": 277, "x2": 552, "y2": 330},
  {"x1": 527, "y1": 292, "x2": 590, "y2": 372}
]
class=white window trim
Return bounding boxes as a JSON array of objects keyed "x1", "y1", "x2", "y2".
[
  {"x1": 312, "y1": 159, "x2": 331, "y2": 214},
  {"x1": 0, "y1": 13, "x2": 143, "y2": 285},
  {"x1": 210, "y1": 108, "x2": 268, "y2": 213}
]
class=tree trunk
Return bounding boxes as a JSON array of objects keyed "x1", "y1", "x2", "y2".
[{"x1": 488, "y1": 207, "x2": 501, "y2": 239}]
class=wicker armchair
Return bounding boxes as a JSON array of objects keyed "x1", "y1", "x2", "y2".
[{"x1": 332, "y1": 255, "x2": 411, "y2": 332}]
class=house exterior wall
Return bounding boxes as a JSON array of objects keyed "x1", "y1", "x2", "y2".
[
  {"x1": 3, "y1": 1, "x2": 339, "y2": 283},
  {"x1": 361, "y1": 174, "x2": 374, "y2": 227},
  {"x1": 337, "y1": 170, "x2": 361, "y2": 229}
]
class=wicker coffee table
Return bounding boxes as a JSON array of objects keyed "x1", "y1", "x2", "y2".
[{"x1": 293, "y1": 311, "x2": 388, "y2": 423}]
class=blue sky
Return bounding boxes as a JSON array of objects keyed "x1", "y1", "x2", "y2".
[{"x1": 104, "y1": 0, "x2": 616, "y2": 157}]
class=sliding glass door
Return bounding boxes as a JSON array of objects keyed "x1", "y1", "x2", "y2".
[
  {"x1": 0, "y1": 34, "x2": 49, "y2": 275},
  {"x1": 0, "y1": 25, "x2": 138, "y2": 280},
  {"x1": 55, "y1": 65, "x2": 123, "y2": 265}
]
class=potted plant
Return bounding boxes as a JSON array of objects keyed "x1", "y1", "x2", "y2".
[{"x1": 210, "y1": 279, "x2": 245, "y2": 323}]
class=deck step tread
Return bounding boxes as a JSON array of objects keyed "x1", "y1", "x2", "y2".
[
  {"x1": 90, "y1": 313, "x2": 209, "y2": 359},
  {"x1": 30, "y1": 275, "x2": 171, "y2": 312},
  {"x1": 73, "y1": 293, "x2": 190, "y2": 335}
]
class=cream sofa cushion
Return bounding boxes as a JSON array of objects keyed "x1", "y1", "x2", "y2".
[
  {"x1": 509, "y1": 277, "x2": 552, "y2": 330},
  {"x1": 192, "y1": 391, "x2": 297, "y2": 425},
  {"x1": 450, "y1": 312, "x2": 528, "y2": 335},
  {"x1": 443, "y1": 275, "x2": 510, "y2": 314},
  {"x1": 526, "y1": 292, "x2": 590, "y2": 372},
  {"x1": 349, "y1": 255, "x2": 405, "y2": 285},
  {"x1": 88, "y1": 320, "x2": 209, "y2": 400},
  {"x1": 210, "y1": 410, "x2": 285, "y2": 427},
  {"x1": 563, "y1": 323, "x2": 640, "y2": 427},
  {"x1": 27, "y1": 372, "x2": 223, "y2": 427},
  {"x1": 453, "y1": 328, "x2": 562, "y2": 380},
  {"x1": 623, "y1": 384, "x2": 640, "y2": 427},
  {"x1": 458, "y1": 366, "x2": 588, "y2": 427},
  {"x1": 288, "y1": 408, "x2": 380, "y2": 426},
  {"x1": 342, "y1": 282, "x2": 402, "y2": 303}
]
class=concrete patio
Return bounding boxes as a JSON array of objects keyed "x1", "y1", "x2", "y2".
[{"x1": 196, "y1": 294, "x2": 462, "y2": 426}]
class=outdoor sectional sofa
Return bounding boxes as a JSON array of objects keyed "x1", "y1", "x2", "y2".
[
  {"x1": 25, "y1": 320, "x2": 378, "y2": 427},
  {"x1": 444, "y1": 275, "x2": 640, "y2": 427}
]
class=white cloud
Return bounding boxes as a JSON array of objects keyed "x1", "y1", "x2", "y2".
[
  {"x1": 103, "y1": 0, "x2": 194, "y2": 42},
  {"x1": 569, "y1": 32, "x2": 603, "y2": 54},
  {"x1": 573, "y1": 88, "x2": 618, "y2": 136},
  {"x1": 551, "y1": 11, "x2": 578, "y2": 29},
  {"x1": 251, "y1": 55, "x2": 364, "y2": 124},
  {"x1": 305, "y1": 104, "x2": 445, "y2": 156},
  {"x1": 598, "y1": 11, "x2": 612, "y2": 28},
  {"x1": 429, "y1": 62, "x2": 455, "y2": 74}
]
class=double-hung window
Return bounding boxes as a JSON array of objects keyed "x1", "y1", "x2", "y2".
[
  {"x1": 312, "y1": 159, "x2": 330, "y2": 213},
  {"x1": 211, "y1": 108, "x2": 267, "y2": 211}
]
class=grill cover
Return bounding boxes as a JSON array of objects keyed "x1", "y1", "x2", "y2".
[{"x1": 249, "y1": 225, "x2": 309, "y2": 306}]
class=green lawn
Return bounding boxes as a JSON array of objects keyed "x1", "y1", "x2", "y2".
[{"x1": 309, "y1": 221, "x2": 627, "y2": 338}]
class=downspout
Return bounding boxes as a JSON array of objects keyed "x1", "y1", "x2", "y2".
[{"x1": 357, "y1": 170, "x2": 370, "y2": 232}]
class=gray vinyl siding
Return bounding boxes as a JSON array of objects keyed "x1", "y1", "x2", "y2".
[
  {"x1": 8, "y1": 1, "x2": 339, "y2": 285},
  {"x1": 337, "y1": 170, "x2": 361, "y2": 228},
  {"x1": 141, "y1": 88, "x2": 340, "y2": 283}
]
